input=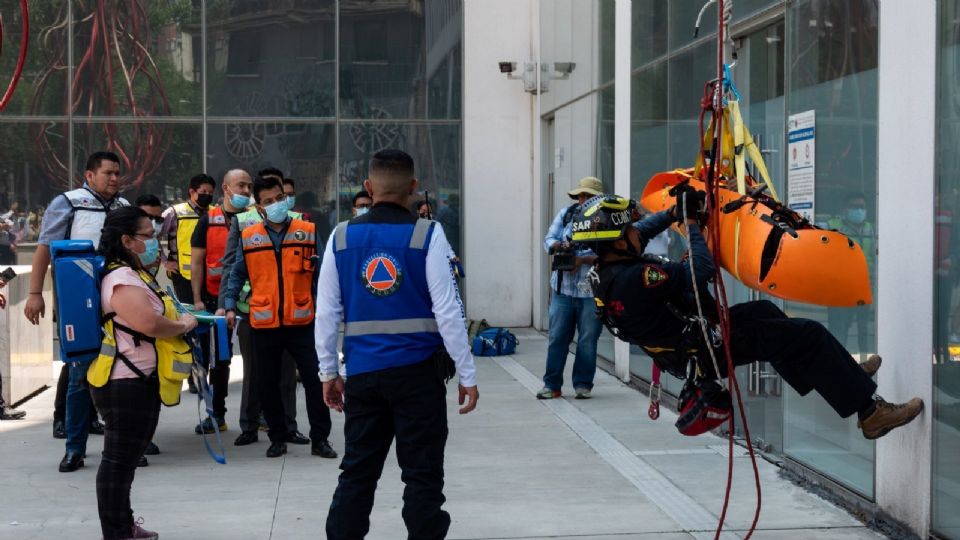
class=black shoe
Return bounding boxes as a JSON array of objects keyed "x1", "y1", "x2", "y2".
[
  {"x1": 195, "y1": 416, "x2": 227, "y2": 434},
  {"x1": 286, "y1": 430, "x2": 310, "y2": 445},
  {"x1": 89, "y1": 419, "x2": 105, "y2": 435},
  {"x1": 0, "y1": 406, "x2": 25, "y2": 420},
  {"x1": 266, "y1": 441, "x2": 287, "y2": 458},
  {"x1": 311, "y1": 440, "x2": 338, "y2": 459},
  {"x1": 136, "y1": 455, "x2": 149, "y2": 467},
  {"x1": 58, "y1": 452, "x2": 84, "y2": 473},
  {"x1": 234, "y1": 431, "x2": 259, "y2": 446},
  {"x1": 143, "y1": 441, "x2": 160, "y2": 455},
  {"x1": 52, "y1": 420, "x2": 66, "y2": 439}
]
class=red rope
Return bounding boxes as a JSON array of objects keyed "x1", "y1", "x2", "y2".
[
  {"x1": 0, "y1": 0, "x2": 30, "y2": 112},
  {"x1": 701, "y1": 2, "x2": 762, "y2": 538}
]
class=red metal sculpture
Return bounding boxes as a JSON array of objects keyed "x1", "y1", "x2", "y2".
[{"x1": 0, "y1": 0, "x2": 29, "y2": 112}]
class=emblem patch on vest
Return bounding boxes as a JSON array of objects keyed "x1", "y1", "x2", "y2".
[
  {"x1": 362, "y1": 252, "x2": 403, "y2": 296},
  {"x1": 293, "y1": 230, "x2": 306, "y2": 241},
  {"x1": 249, "y1": 233, "x2": 266, "y2": 246},
  {"x1": 642, "y1": 265, "x2": 667, "y2": 288}
]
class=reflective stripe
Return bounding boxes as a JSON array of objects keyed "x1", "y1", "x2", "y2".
[
  {"x1": 172, "y1": 360, "x2": 192, "y2": 375},
  {"x1": 282, "y1": 230, "x2": 316, "y2": 244},
  {"x1": 334, "y1": 222, "x2": 348, "y2": 252},
  {"x1": 209, "y1": 267, "x2": 223, "y2": 276},
  {"x1": 293, "y1": 308, "x2": 312, "y2": 319},
  {"x1": 182, "y1": 264, "x2": 192, "y2": 271},
  {"x1": 252, "y1": 310, "x2": 273, "y2": 321},
  {"x1": 409, "y1": 219, "x2": 431, "y2": 249},
  {"x1": 344, "y1": 318, "x2": 438, "y2": 337},
  {"x1": 99, "y1": 342, "x2": 117, "y2": 357}
]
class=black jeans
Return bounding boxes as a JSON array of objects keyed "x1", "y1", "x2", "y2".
[
  {"x1": 198, "y1": 296, "x2": 231, "y2": 419},
  {"x1": 714, "y1": 300, "x2": 877, "y2": 418},
  {"x1": 326, "y1": 359, "x2": 450, "y2": 540},
  {"x1": 251, "y1": 324, "x2": 330, "y2": 443},
  {"x1": 170, "y1": 272, "x2": 193, "y2": 305},
  {"x1": 237, "y1": 318, "x2": 299, "y2": 432},
  {"x1": 90, "y1": 377, "x2": 161, "y2": 540},
  {"x1": 53, "y1": 363, "x2": 97, "y2": 423}
]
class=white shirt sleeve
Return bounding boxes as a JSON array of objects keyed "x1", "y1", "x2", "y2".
[
  {"x1": 314, "y1": 229, "x2": 343, "y2": 377},
  {"x1": 426, "y1": 224, "x2": 477, "y2": 387}
]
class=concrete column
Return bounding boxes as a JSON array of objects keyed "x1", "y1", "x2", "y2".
[
  {"x1": 613, "y1": 0, "x2": 632, "y2": 382},
  {"x1": 462, "y1": 0, "x2": 536, "y2": 326},
  {"x1": 876, "y1": 1, "x2": 936, "y2": 535}
]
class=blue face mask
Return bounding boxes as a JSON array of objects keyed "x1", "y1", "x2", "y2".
[
  {"x1": 264, "y1": 200, "x2": 288, "y2": 223},
  {"x1": 285, "y1": 195, "x2": 296, "y2": 211},
  {"x1": 138, "y1": 238, "x2": 160, "y2": 266},
  {"x1": 230, "y1": 193, "x2": 251, "y2": 209},
  {"x1": 845, "y1": 208, "x2": 867, "y2": 224}
]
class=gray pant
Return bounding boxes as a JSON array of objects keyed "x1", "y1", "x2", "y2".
[{"x1": 237, "y1": 318, "x2": 299, "y2": 433}]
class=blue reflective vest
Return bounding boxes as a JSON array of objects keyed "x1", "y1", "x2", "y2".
[{"x1": 333, "y1": 218, "x2": 443, "y2": 376}]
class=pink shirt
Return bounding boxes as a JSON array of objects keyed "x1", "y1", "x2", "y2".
[{"x1": 101, "y1": 267, "x2": 164, "y2": 380}]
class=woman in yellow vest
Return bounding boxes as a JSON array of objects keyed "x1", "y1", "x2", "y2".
[{"x1": 87, "y1": 207, "x2": 198, "y2": 540}]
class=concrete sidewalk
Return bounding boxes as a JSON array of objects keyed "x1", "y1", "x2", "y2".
[{"x1": 0, "y1": 328, "x2": 882, "y2": 539}]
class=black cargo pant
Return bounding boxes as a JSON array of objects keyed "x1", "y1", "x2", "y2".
[
  {"x1": 326, "y1": 359, "x2": 450, "y2": 540},
  {"x1": 236, "y1": 317, "x2": 299, "y2": 433},
  {"x1": 711, "y1": 300, "x2": 877, "y2": 418},
  {"x1": 250, "y1": 324, "x2": 330, "y2": 443}
]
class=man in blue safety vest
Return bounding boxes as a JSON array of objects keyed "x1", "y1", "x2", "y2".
[{"x1": 316, "y1": 149, "x2": 478, "y2": 539}]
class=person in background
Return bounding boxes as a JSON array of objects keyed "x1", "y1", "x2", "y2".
[
  {"x1": 826, "y1": 193, "x2": 876, "y2": 361},
  {"x1": 537, "y1": 176, "x2": 605, "y2": 400},
  {"x1": 352, "y1": 190, "x2": 372, "y2": 217},
  {"x1": 189, "y1": 169, "x2": 252, "y2": 434},
  {"x1": 416, "y1": 200, "x2": 433, "y2": 219},
  {"x1": 25, "y1": 151, "x2": 127, "y2": 473},
  {"x1": 89, "y1": 206, "x2": 198, "y2": 540},
  {"x1": 222, "y1": 175, "x2": 335, "y2": 459},
  {"x1": 0, "y1": 202, "x2": 17, "y2": 265},
  {"x1": 160, "y1": 174, "x2": 216, "y2": 304},
  {"x1": 223, "y1": 167, "x2": 307, "y2": 448}
]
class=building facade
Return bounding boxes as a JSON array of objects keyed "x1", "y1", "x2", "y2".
[{"x1": 0, "y1": 0, "x2": 958, "y2": 537}]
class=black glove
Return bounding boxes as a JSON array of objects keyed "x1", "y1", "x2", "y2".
[{"x1": 670, "y1": 185, "x2": 707, "y2": 222}]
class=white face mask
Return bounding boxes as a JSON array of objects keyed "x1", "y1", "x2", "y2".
[{"x1": 356, "y1": 207, "x2": 370, "y2": 216}]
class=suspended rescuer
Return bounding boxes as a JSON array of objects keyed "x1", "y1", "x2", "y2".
[
  {"x1": 573, "y1": 191, "x2": 923, "y2": 440},
  {"x1": 222, "y1": 174, "x2": 335, "y2": 459},
  {"x1": 317, "y1": 149, "x2": 478, "y2": 540},
  {"x1": 220, "y1": 167, "x2": 310, "y2": 447},
  {"x1": 188, "y1": 169, "x2": 252, "y2": 434},
  {"x1": 25, "y1": 151, "x2": 127, "y2": 472}
]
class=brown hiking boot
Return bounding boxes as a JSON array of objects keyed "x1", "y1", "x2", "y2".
[
  {"x1": 858, "y1": 397, "x2": 924, "y2": 439},
  {"x1": 860, "y1": 354, "x2": 882, "y2": 377}
]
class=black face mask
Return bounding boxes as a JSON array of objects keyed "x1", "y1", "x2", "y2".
[{"x1": 196, "y1": 193, "x2": 213, "y2": 208}]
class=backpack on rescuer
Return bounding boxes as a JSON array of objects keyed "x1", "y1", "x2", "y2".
[{"x1": 50, "y1": 240, "x2": 104, "y2": 366}]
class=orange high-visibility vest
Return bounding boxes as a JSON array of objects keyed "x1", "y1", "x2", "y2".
[
  {"x1": 204, "y1": 206, "x2": 229, "y2": 296},
  {"x1": 240, "y1": 219, "x2": 317, "y2": 329}
]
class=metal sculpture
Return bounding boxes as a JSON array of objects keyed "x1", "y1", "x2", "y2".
[
  {"x1": 32, "y1": 0, "x2": 172, "y2": 190},
  {"x1": 0, "y1": 0, "x2": 29, "y2": 112}
]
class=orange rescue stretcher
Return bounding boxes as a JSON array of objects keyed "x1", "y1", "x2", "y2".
[{"x1": 639, "y1": 101, "x2": 871, "y2": 308}]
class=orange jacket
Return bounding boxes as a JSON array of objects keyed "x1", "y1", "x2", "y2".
[
  {"x1": 240, "y1": 219, "x2": 317, "y2": 329},
  {"x1": 205, "y1": 206, "x2": 229, "y2": 296}
]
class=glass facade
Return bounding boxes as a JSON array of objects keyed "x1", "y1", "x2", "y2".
[
  {"x1": 935, "y1": 2, "x2": 960, "y2": 537},
  {"x1": 539, "y1": 0, "x2": 616, "y2": 341},
  {"x1": 625, "y1": 0, "x2": 879, "y2": 496},
  {"x1": 0, "y1": 0, "x2": 462, "y2": 248}
]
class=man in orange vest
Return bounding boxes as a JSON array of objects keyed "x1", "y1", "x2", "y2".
[
  {"x1": 189, "y1": 168, "x2": 253, "y2": 434},
  {"x1": 222, "y1": 175, "x2": 335, "y2": 459}
]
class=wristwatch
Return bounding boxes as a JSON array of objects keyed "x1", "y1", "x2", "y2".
[{"x1": 319, "y1": 372, "x2": 340, "y2": 383}]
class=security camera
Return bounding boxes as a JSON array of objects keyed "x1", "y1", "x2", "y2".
[
  {"x1": 553, "y1": 62, "x2": 576, "y2": 75},
  {"x1": 499, "y1": 61, "x2": 517, "y2": 74}
]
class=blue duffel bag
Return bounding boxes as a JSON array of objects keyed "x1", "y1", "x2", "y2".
[{"x1": 471, "y1": 327, "x2": 519, "y2": 356}]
